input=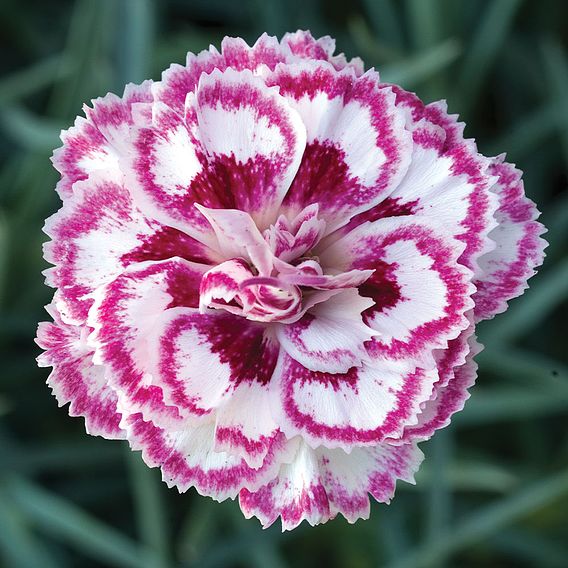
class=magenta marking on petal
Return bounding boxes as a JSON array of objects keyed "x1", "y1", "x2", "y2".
[
  {"x1": 276, "y1": 289, "x2": 375, "y2": 374},
  {"x1": 341, "y1": 197, "x2": 419, "y2": 235},
  {"x1": 36, "y1": 306, "x2": 124, "y2": 439},
  {"x1": 121, "y1": 225, "x2": 217, "y2": 267},
  {"x1": 159, "y1": 311, "x2": 279, "y2": 391},
  {"x1": 88, "y1": 259, "x2": 207, "y2": 427},
  {"x1": 52, "y1": 82, "x2": 152, "y2": 198},
  {"x1": 126, "y1": 415, "x2": 289, "y2": 498},
  {"x1": 324, "y1": 217, "x2": 474, "y2": 364},
  {"x1": 283, "y1": 30, "x2": 333, "y2": 61},
  {"x1": 215, "y1": 427, "x2": 274, "y2": 460},
  {"x1": 383, "y1": 85, "x2": 499, "y2": 275},
  {"x1": 269, "y1": 64, "x2": 412, "y2": 231},
  {"x1": 278, "y1": 354, "x2": 433, "y2": 446},
  {"x1": 399, "y1": 328, "x2": 481, "y2": 442},
  {"x1": 473, "y1": 158, "x2": 547, "y2": 321},
  {"x1": 285, "y1": 141, "x2": 367, "y2": 215},
  {"x1": 195, "y1": 68, "x2": 306, "y2": 226},
  {"x1": 52, "y1": 118, "x2": 110, "y2": 198},
  {"x1": 239, "y1": 441, "x2": 332, "y2": 530},
  {"x1": 358, "y1": 259, "x2": 403, "y2": 315},
  {"x1": 44, "y1": 176, "x2": 190, "y2": 324}
]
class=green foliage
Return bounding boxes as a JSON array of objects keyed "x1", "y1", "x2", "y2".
[{"x1": 1, "y1": 0, "x2": 567, "y2": 566}]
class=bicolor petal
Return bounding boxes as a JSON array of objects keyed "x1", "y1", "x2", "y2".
[
  {"x1": 321, "y1": 217, "x2": 474, "y2": 368},
  {"x1": 274, "y1": 354, "x2": 437, "y2": 449},
  {"x1": 474, "y1": 157, "x2": 547, "y2": 320},
  {"x1": 36, "y1": 304, "x2": 124, "y2": 439}
]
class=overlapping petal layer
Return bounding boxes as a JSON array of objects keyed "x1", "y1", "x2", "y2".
[
  {"x1": 36, "y1": 304, "x2": 124, "y2": 439},
  {"x1": 38, "y1": 30, "x2": 546, "y2": 530}
]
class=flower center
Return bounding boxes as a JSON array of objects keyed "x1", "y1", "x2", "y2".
[{"x1": 197, "y1": 205, "x2": 372, "y2": 324}]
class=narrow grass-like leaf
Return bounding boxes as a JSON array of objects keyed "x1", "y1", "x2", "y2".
[
  {"x1": 406, "y1": 0, "x2": 441, "y2": 50},
  {"x1": 0, "y1": 485, "x2": 59, "y2": 568},
  {"x1": 486, "y1": 102, "x2": 561, "y2": 159},
  {"x1": 348, "y1": 15, "x2": 401, "y2": 64},
  {"x1": 361, "y1": 0, "x2": 404, "y2": 52},
  {"x1": 424, "y1": 430, "x2": 452, "y2": 544},
  {"x1": 540, "y1": 38, "x2": 568, "y2": 169},
  {"x1": 0, "y1": 105, "x2": 63, "y2": 151},
  {"x1": 456, "y1": 0, "x2": 523, "y2": 113},
  {"x1": 381, "y1": 38, "x2": 461, "y2": 89},
  {"x1": 477, "y1": 347, "x2": 568, "y2": 391},
  {"x1": 127, "y1": 451, "x2": 170, "y2": 568},
  {"x1": 455, "y1": 388, "x2": 568, "y2": 426},
  {"x1": 415, "y1": 460, "x2": 518, "y2": 493},
  {"x1": 377, "y1": 501, "x2": 410, "y2": 562},
  {"x1": 541, "y1": 192, "x2": 568, "y2": 261},
  {"x1": 177, "y1": 498, "x2": 217, "y2": 566},
  {"x1": 115, "y1": 0, "x2": 155, "y2": 86},
  {"x1": 387, "y1": 469, "x2": 568, "y2": 568},
  {"x1": 251, "y1": 0, "x2": 291, "y2": 38},
  {"x1": 47, "y1": 0, "x2": 108, "y2": 117},
  {"x1": 0, "y1": 55, "x2": 75, "y2": 106},
  {"x1": 0, "y1": 211, "x2": 8, "y2": 307},
  {"x1": 492, "y1": 529, "x2": 568, "y2": 567},
  {"x1": 7, "y1": 476, "x2": 159, "y2": 568},
  {"x1": 7, "y1": 441, "x2": 124, "y2": 475}
]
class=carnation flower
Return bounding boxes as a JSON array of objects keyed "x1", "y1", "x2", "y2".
[{"x1": 36, "y1": 30, "x2": 546, "y2": 530}]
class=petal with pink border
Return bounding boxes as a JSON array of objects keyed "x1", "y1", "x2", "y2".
[
  {"x1": 398, "y1": 325, "x2": 481, "y2": 443},
  {"x1": 239, "y1": 440, "x2": 422, "y2": 530},
  {"x1": 267, "y1": 62, "x2": 412, "y2": 232},
  {"x1": 88, "y1": 258, "x2": 207, "y2": 429},
  {"x1": 474, "y1": 157, "x2": 547, "y2": 321},
  {"x1": 340, "y1": 90, "x2": 499, "y2": 279},
  {"x1": 52, "y1": 81, "x2": 152, "y2": 198},
  {"x1": 320, "y1": 217, "x2": 474, "y2": 368},
  {"x1": 36, "y1": 304, "x2": 124, "y2": 439},
  {"x1": 43, "y1": 174, "x2": 214, "y2": 325},
  {"x1": 148, "y1": 307, "x2": 279, "y2": 422},
  {"x1": 273, "y1": 353, "x2": 437, "y2": 449},
  {"x1": 125, "y1": 414, "x2": 295, "y2": 500}
]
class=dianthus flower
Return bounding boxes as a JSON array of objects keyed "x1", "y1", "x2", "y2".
[{"x1": 36, "y1": 31, "x2": 546, "y2": 529}]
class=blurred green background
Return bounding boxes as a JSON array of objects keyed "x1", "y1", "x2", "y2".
[{"x1": 1, "y1": 0, "x2": 568, "y2": 566}]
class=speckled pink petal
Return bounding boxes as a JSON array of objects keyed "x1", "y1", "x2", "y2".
[
  {"x1": 474, "y1": 157, "x2": 547, "y2": 321},
  {"x1": 274, "y1": 354, "x2": 437, "y2": 449},
  {"x1": 321, "y1": 217, "x2": 474, "y2": 368},
  {"x1": 319, "y1": 442, "x2": 422, "y2": 523},
  {"x1": 275, "y1": 288, "x2": 375, "y2": 374},
  {"x1": 125, "y1": 68, "x2": 306, "y2": 240},
  {"x1": 267, "y1": 62, "x2": 412, "y2": 232},
  {"x1": 36, "y1": 304, "x2": 124, "y2": 439},
  {"x1": 214, "y1": 379, "x2": 281, "y2": 468},
  {"x1": 88, "y1": 258, "x2": 208, "y2": 429},
  {"x1": 240, "y1": 440, "x2": 331, "y2": 529},
  {"x1": 281, "y1": 30, "x2": 364, "y2": 75},
  {"x1": 51, "y1": 81, "x2": 153, "y2": 198},
  {"x1": 154, "y1": 31, "x2": 362, "y2": 116},
  {"x1": 195, "y1": 68, "x2": 306, "y2": 228},
  {"x1": 148, "y1": 307, "x2": 279, "y2": 420},
  {"x1": 239, "y1": 440, "x2": 422, "y2": 530},
  {"x1": 341, "y1": 90, "x2": 499, "y2": 279},
  {"x1": 398, "y1": 325, "x2": 481, "y2": 443},
  {"x1": 125, "y1": 414, "x2": 294, "y2": 499},
  {"x1": 43, "y1": 174, "x2": 215, "y2": 325}
]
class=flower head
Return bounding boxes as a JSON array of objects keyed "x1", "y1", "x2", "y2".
[{"x1": 37, "y1": 30, "x2": 546, "y2": 530}]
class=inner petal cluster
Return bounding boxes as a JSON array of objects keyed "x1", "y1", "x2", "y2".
[{"x1": 197, "y1": 204, "x2": 372, "y2": 324}]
